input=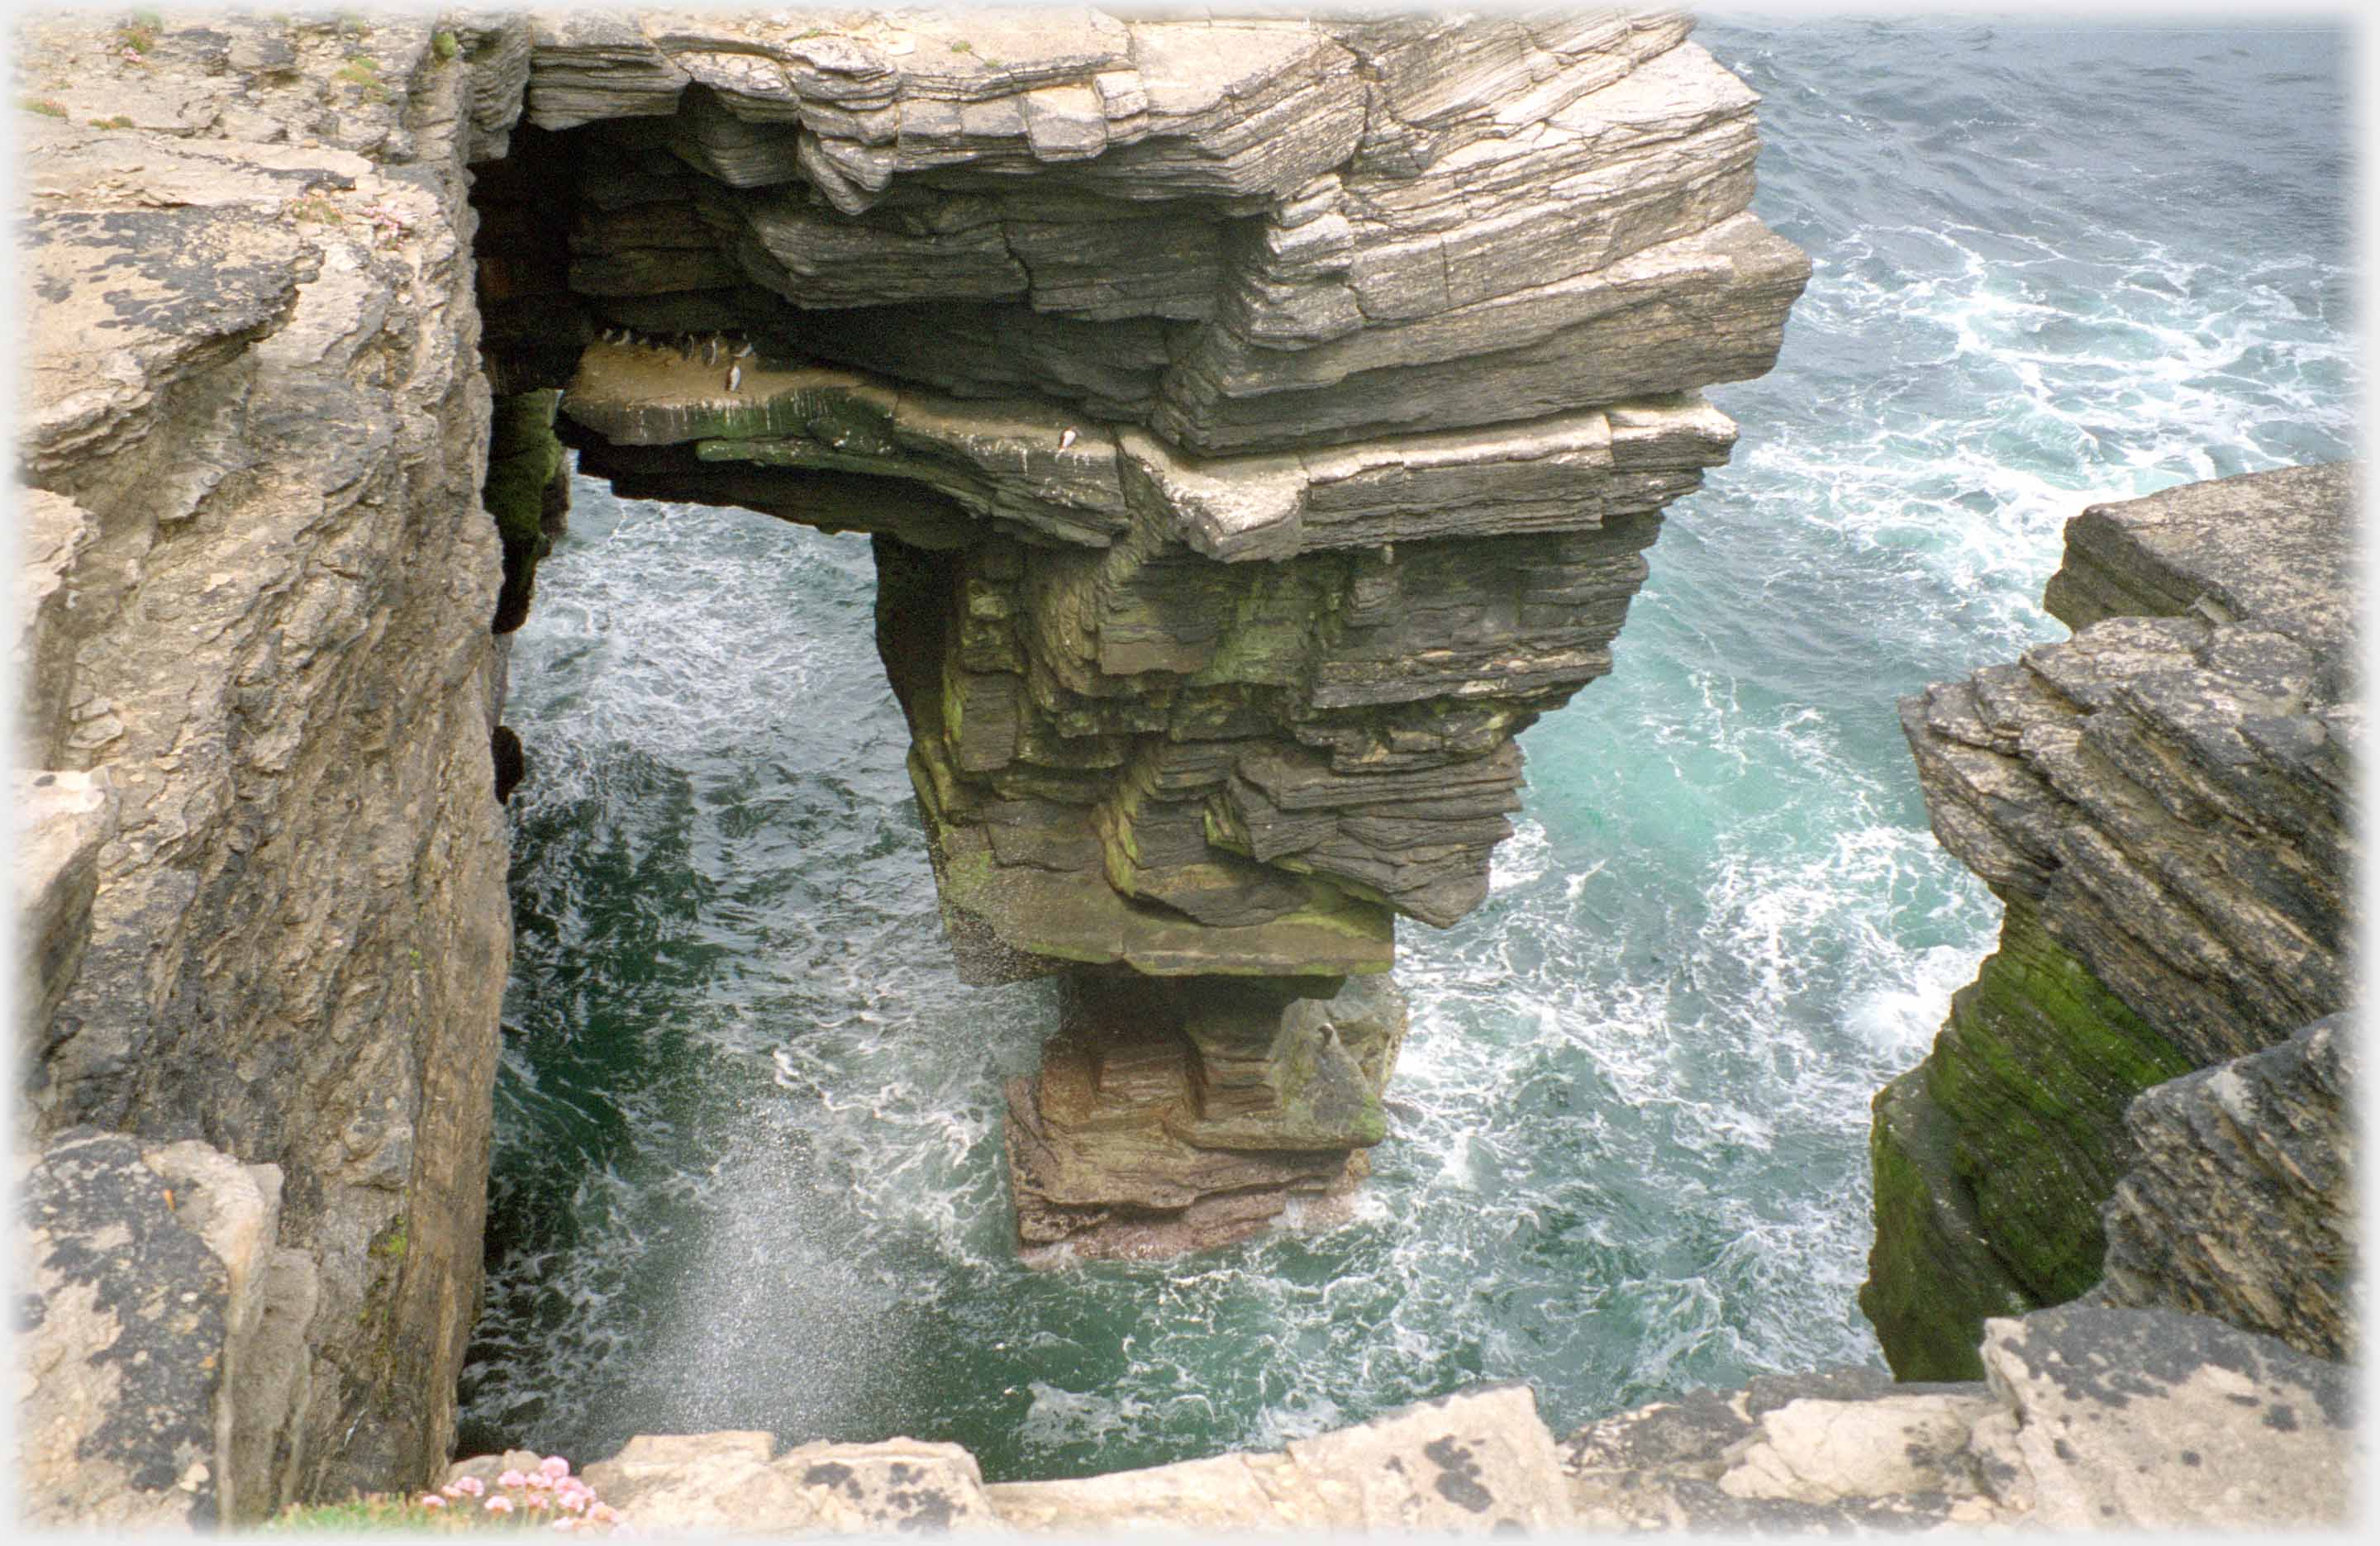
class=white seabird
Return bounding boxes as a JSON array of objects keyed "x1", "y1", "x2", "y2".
[
  {"x1": 1059, "y1": 428, "x2": 1078, "y2": 451},
  {"x1": 727, "y1": 364, "x2": 743, "y2": 392}
]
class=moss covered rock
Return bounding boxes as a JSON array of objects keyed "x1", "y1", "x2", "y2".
[
  {"x1": 483, "y1": 388, "x2": 568, "y2": 635},
  {"x1": 1862, "y1": 897, "x2": 2196, "y2": 1378}
]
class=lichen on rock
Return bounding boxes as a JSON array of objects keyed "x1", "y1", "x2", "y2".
[{"x1": 13, "y1": 6, "x2": 533, "y2": 1514}]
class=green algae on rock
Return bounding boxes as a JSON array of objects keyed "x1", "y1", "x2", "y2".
[
  {"x1": 1860, "y1": 897, "x2": 2192, "y2": 1379},
  {"x1": 1870, "y1": 463, "x2": 2359, "y2": 1380}
]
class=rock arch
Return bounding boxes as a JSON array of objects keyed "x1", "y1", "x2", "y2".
[{"x1": 467, "y1": 8, "x2": 1806, "y2": 1259}]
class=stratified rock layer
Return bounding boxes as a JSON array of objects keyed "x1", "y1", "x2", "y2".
[
  {"x1": 2092, "y1": 1014, "x2": 2357, "y2": 1362},
  {"x1": 1870, "y1": 462, "x2": 2359, "y2": 1379},
  {"x1": 483, "y1": 7, "x2": 1805, "y2": 1252},
  {"x1": 14, "y1": 10, "x2": 532, "y2": 1512},
  {"x1": 1004, "y1": 972, "x2": 1407, "y2": 1260}
]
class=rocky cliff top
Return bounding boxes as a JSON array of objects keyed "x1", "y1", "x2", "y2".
[
  {"x1": 2044, "y1": 461, "x2": 2359, "y2": 654},
  {"x1": 445, "y1": 1304, "x2": 2353, "y2": 1534}
]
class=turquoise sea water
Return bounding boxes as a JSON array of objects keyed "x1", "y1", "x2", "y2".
[{"x1": 457, "y1": 19, "x2": 2358, "y2": 1478}]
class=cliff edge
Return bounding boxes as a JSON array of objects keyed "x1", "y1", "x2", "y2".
[
  {"x1": 14, "y1": 12, "x2": 532, "y2": 1522},
  {"x1": 1866, "y1": 461, "x2": 2359, "y2": 1380}
]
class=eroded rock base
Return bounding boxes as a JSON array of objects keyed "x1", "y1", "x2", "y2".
[{"x1": 1006, "y1": 971, "x2": 1407, "y2": 1263}]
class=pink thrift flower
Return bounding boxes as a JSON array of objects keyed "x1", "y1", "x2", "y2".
[
  {"x1": 418, "y1": 1494, "x2": 446, "y2": 1510},
  {"x1": 455, "y1": 1475, "x2": 487, "y2": 1497},
  {"x1": 559, "y1": 1491, "x2": 588, "y2": 1514},
  {"x1": 540, "y1": 1455, "x2": 573, "y2": 1479},
  {"x1": 526, "y1": 1492, "x2": 552, "y2": 1512},
  {"x1": 499, "y1": 1468, "x2": 530, "y2": 1489},
  {"x1": 588, "y1": 1503, "x2": 617, "y2": 1524},
  {"x1": 486, "y1": 1495, "x2": 516, "y2": 1514},
  {"x1": 440, "y1": 1484, "x2": 464, "y2": 1500},
  {"x1": 526, "y1": 1471, "x2": 554, "y2": 1491}
]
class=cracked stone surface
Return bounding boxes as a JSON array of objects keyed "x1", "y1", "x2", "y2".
[
  {"x1": 2092, "y1": 1014, "x2": 2358, "y2": 1363},
  {"x1": 987, "y1": 1382, "x2": 1572, "y2": 1532},
  {"x1": 571, "y1": 1433, "x2": 999, "y2": 1534},
  {"x1": 17, "y1": 1129, "x2": 317, "y2": 1529},
  {"x1": 535, "y1": 1306, "x2": 2353, "y2": 1534}
]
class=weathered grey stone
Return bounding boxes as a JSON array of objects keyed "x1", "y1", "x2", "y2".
[
  {"x1": 18, "y1": 1131, "x2": 231, "y2": 1531},
  {"x1": 2094, "y1": 1016, "x2": 2357, "y2": 1362},
  {"x1": 15, "y1": 768, "x2": 115, "y2": 1051},
  {"x1": 1908, "y1": 464, "x2": 2356, "y2": 1068},
  {"x1": 536, "y1": 1309, "x2": 2355, "y2": 1535},
  {"x1": 1156, "y1": 210, "x2": 1811, "y2": 454},
  {"x1": 1871, "y1": 462, "x2": 2359, "y2": 1377},
  {"x1": 17, "y1": 1130, "x2": 308, "y2": 1530},
  {"x1": 1562, "y1": 1304, "x2": 2355, "y2": 1533},
  {"x1": 523, "y1": 8, "x2": 1361, "y2": 210},
  {"x1": 1563, "y1": 1364, "x2": 2003, "y2": 1531},
  {"x1": 2043, "y1": 460, "x2": 2359, "y2": 649},
  {"x1": 1968, "y1": 1305, "x2": 2353, "y2": 1529},
  {"x1": 581, "y1": 1432, "x2": 998, "y2": 1534},
  {"x1": 990, "y1": 1382, "x2": 1571, "y2": 1531},
  {"x1": 15, "y1": 11, "x2": 517, "y2": 1507}
]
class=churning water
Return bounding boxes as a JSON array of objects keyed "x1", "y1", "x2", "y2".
[{"x1": 457, "y1": 18, "x2": 2358, "y2": 1479}]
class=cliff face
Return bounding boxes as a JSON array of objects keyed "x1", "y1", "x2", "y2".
[
  {"x1": 475, "y1": 7, "x2": 1806, "y2": 1259},
  {"x1": 1868, "y1": 463, "x2": 2359, "y2": 1379},
  {"x1": 13, "y1": 12, "x2": 536, "y2": 1520}
]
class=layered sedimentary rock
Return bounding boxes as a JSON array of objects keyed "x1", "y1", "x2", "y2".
[
  {"x1": 1868, "y1": 462, "x2": 2359, "y2": 1379},
  {"x1": 13, "y1": 10, "x2": 536, "y2": 1514},
  {"x1": 2092, "y1": 1014, "x2": 2357, "y2": 1362},
  {"x1": 471, "y1": 7, "x2": 1806, "y2": 1257},
  {"x1": 11, "y1": 8, "x2": 1802, "y2": 1507}
]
